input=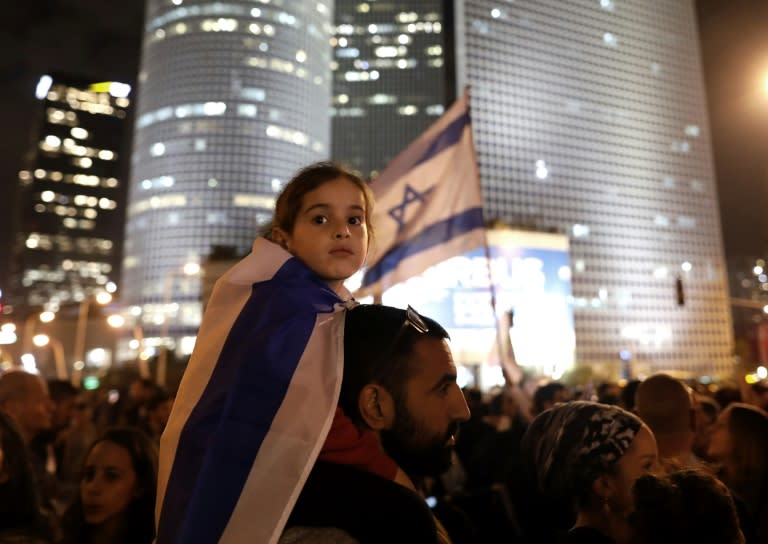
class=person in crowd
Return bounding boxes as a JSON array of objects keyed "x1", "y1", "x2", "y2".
[
  {"x1": 31, "y1": 380, "x2": 78, "y2": 473},
  {"x1": 140, "y1": 392, "x2": 173, "y2": 445},
  {"x1": 635, "y1": 373, "x2": 700, "y2": 468},
  {"x1": 284, "y1": 304, "x2": 471, "y2": 543},
  {"x1": 619, "y1": 380, "x2": 641, "y2": 412},
  {"x1": 59, "y1": 427, "x2": 157, "y2": 544},
  {"x1": 118, "y1": 378, "x2": 161, "y2": 428},
  {"x1": 0, "y1": 412, "x2": 53, "y2": 543},
  {"x1": 530, "y1": 381, "x2": 568, "y2": 417},
  {"x1": 714, "y1": 385, "x2": 741, "y2": 411},
  {"x1": 707, "y1": 402, "x2": 768, "y2": 543},
  {"x1": 29, "y1": 380, "x2": 79, "y2": 512},
  {"x1": 629, "y1": 468, "x2": 744, "y2": 544},
  {"x1": 0, "y1": 371, "x2": 53, "y2": 445},
  {"x1": 692, "y1": 393, "x2": 720, "y2": 461},
  {"x1": 57, "y1": 397, "x2": 99, "y2": 505},
  {"x1": 0, "y1": 371, "x2": 55, "y2": 511},
  {"x1": 158, "y1": 162, "x2": 418, "y2": 544},
  {"x1": 522, "y1": 401, "x2": 658, "y2": 544},
  {"x1": 749, "y1": 381, "x2": 768, "y2": 412},
  {"x1": 596, "y1": 382, "x2": 622, "y2": 405},
  {"x1": 455, "y1": 388, "x2": 495, "y2": 491}
]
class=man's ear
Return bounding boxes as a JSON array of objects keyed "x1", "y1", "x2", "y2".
[{"x1": 358, "y1": 384, "x2": 395, "y2": 431}]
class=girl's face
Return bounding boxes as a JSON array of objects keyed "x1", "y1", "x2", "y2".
[
  {"x1": 606, "y1": 424, "x2": 659, "y2": 515},
  {"x1": 274, "y1": 176, "x2": 369, "y2": 294},
  {"x1": 80, "y1": 440, "x2": 139, "y2": 528},
  {"x1": 706, "y1": 408, "x2": 732, "y2": 461}
]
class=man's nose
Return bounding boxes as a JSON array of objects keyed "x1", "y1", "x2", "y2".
[{"x1": 451, "y1": 388, "x2": 471, "y2": 422}]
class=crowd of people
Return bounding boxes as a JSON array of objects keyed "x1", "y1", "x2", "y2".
[
  {"x1": 1, "y1": 362, "x2": 767, "y2": 543},
  {"x1": 2, "y1": 161, "x2": 768, "y2": 544}
]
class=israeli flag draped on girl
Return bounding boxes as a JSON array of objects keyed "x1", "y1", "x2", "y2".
[{"x1": 156, "y1": 238, "x2": 349, "y2": 544}]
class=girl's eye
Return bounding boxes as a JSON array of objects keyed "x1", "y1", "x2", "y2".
[
  {"x1": 348, "y1": 216, "x2": 363, "y2": 226},
  {"x1": 82, "y1": 468, "x2": 96, "y2": 482},
  {"x1": 104, "y1": 470, "x2": 121, "y2": 481},
  {"x1": 310, "y1": 215, "x2": 328, "y2": 225}
]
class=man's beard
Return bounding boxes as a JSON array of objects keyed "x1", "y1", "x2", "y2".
[{"x1": 380, "y1": 395, "x2": 459, "y2": 478}]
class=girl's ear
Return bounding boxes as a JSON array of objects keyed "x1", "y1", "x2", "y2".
[
  {"x1": 271, "y1": 228, "x2": 290, "y2": 251},
  {"x1": 358, "y1": 384, "x2": 394, "y2": 431}
]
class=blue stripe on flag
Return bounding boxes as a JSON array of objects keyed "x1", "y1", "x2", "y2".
[
  {"x1": 158, "y1": 258, "x2": 339, "y2": 544},
  {"x1": 414, "y1": 112, "x2": 470, "y2": 168},
  {"x1": 361, "y1": 207, "x2": 484, "y2": 287}
]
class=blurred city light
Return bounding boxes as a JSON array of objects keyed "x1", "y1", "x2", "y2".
[
  {"x1": 183, "y1": 262, "x2": 201, "y2": 276},
  {"x1": 35, "y1": 75, "x2": 52, "y2": 99},
  {"x1": 40, "y1": 311, "x2": 56, "y2": 323},
  {"x1": 32, "y1": 334, "x2": 50, "y2": 347},
  {"x1": 20, "y1": 354, "x2": 38, "y2": 373},
  {"x1": 107, "y1": 314, "x2": 126, "y2": 328}
]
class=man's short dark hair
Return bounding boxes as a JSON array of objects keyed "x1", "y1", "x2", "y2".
[
  {"x1": 340, "y1": 305, "x2": 449, "y2": 426},
  {"x1": 47, "y1": 380, "x2": 78, "y2": 403}
]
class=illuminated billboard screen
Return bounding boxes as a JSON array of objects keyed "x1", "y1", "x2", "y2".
[{"x1": 381, "y1": 228, "x2": 575, "y2": 379}]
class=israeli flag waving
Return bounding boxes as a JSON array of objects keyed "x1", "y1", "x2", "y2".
[
  {"x1": 357, "y1": 91, "x2": 486, "y2": 297},
  {"x1": 156, "y1": 238, "x2": 348, "y2": 544}
]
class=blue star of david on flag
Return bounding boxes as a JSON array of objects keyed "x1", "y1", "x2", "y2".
[
  {"x1": 356, "y1": 91, "x2": 487, "y2": 297},
  {"x1": 387, "y1": 184, "x2": 435, "y2": 232}
]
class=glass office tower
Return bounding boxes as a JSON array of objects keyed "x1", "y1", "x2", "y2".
[
  {"x1": 333, "y1": 1, "x2": 733, "y2": 377},
  {"x1": 123, "y1": 1, "x2": 332, "y2": 360},
  {"x1": 332, "y1": 1, "x2": 453, "y2": 177},
  {"x1": 10, "y1": 75, "x2": 130, "y2": 313}
]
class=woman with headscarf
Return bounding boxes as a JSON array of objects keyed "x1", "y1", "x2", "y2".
[{"x1": 521, "y1": 401, "x2": 659, "y2": 544}]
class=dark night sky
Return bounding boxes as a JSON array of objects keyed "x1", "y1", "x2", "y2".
[{"x1": 1, "y1": 0, "x2": 768, "y2": 292}]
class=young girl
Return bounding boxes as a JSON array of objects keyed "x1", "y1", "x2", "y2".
[
  {"x1": 60, "y1": 427, "x2": 157, "y2": 544},
  {"x1": 158, "y1": 162, "x2": 410, "y2": 544}
]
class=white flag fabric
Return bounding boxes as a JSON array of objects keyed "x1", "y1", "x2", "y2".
[
  {"x1": 156, "y1": 238, "x2": 348, "y2": 544},
  {"x1": 357, "y1": 92, "x2": 486, "y2": 297}
]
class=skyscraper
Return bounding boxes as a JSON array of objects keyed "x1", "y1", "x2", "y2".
[
  {"x1": 333, "y1": 1, "x2": 733, "y2": 377},
  {"x1": 122, "y1": 1, "x2": 333, "y2": 361},
  {"x1": 8, "y1": 74, "x2": 131, "y2": 314},
  {"x1": 332, "y1": 1, "x2": 453, "y2": 178}
]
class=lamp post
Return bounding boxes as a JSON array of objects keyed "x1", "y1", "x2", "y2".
[
  {"x1": 157, "y1": 262, "x2": 201, "y2": 387},
  {"x1": 33, "y1": 333, "x2": 67, "y2": 380},
  {"x1": 71, "y1": 291, "x2": 113, "y2": 387},
  {"x1": 22, "y1": 310, "x2": 55, "y2": 353}
]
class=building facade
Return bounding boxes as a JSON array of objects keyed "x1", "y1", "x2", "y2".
[
  {"x1": 122, "y1": 1, "x2": 333, "y2": 361},
  {"x1": 9, "y1": 75, "x2": 130, "y2": 314},
  {"x1": 332, "y1": 1, "x2": 453, "y2": 178},
  {"x1": 333, "y1": 0, "x2": 734, "y2": 378}
]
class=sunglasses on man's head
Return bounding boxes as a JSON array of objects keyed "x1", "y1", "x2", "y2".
[
  {"x1": 402, "y1": 305, "x2": 429, "y2": 334},
  {"x1": 385, "y1": 305, "x2": 429, "y2": 354}
]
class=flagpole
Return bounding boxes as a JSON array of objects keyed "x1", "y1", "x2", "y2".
[{"x1": 464, "y1": 85, "x2": 514, "y2": 385}]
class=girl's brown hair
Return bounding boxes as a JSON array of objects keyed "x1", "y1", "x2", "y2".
[{"x1": 264, "y1": 161, "x2": 374, "y2": 241}]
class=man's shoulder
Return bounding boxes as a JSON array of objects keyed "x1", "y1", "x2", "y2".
[{"x1": 287, "y1": 462, "x2": 437, "y2": 544}]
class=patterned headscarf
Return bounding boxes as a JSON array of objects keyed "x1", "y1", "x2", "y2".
[{"x1": 524, "y1": 401, "x2": 643, "y2": 501}]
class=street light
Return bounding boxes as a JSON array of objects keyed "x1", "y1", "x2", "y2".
[
  {"x1": 157, "y1": 262, "x2": 201, "y2": 386},
  {"x1": 22, "y1": 310, "x2": 55, "y2": 353},
  {"x1": 72, "y1": 291, "x2": 113, "y2": 387},
  {"x1": 32, "y1": 333, "x2": 67, "y2": 380}
]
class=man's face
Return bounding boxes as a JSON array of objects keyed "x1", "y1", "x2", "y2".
[
  {"x1": 6, "y1": 377, "x2": 53, "y2": 440},
  {"x1": 380, "y1": 336, "x2": 470, "y2": 477},
  {"x1": 51, "y1": 395, "x2": 77, "y2": 431}
]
